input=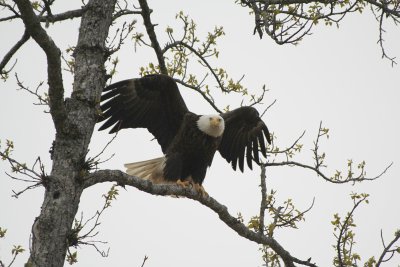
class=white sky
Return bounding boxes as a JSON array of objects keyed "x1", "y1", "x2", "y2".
[{"x1": 1, "y1": 1, "x2": 399, "y2": 266}]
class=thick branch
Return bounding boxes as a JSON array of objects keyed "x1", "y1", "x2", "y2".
[
  {"x1": 0, "y1": 7, "x2": 87, "y2": 23},
  {"x1": 83, "y1": 170, "x2": 317, "y2": 267},
  {"x1": 14, "y1": 0, "x2": 66, "y2": 132},
  {"x1": 39, "y1": 7, "x2": 87, "y2": 23},
  {"x1": 138, "y1": 0, "x2": 168, "y2": 75}
]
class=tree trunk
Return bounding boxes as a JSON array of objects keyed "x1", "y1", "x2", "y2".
[{"x1": 26, "y1": 1, "x2": 116, "y2": 266}]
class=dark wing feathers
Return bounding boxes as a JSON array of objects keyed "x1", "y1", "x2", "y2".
[
  {"x1": 246, "y1": 143, "x2": 253, "y2": 170},
  {"x1": 98, "y1": 74, "x2": 189, "y2": 153},
  {"x1": 219, "y1": 106, "x2": 271, "y2": 172}
]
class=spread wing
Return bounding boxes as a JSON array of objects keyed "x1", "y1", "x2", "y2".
[
  {"x1": 98, "y1": 74, "x2": 189, "y2": 153},
  {"x1": 218, "y1": 106, "x2": 271, "y2": 172}
]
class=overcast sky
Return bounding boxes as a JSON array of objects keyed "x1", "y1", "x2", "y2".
[{"x1": 1, "y1": 1, "x2": 399, "y2": 266}]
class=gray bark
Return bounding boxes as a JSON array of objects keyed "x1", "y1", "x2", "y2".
[{"x1": 13, "y1": 0, "x2": 117, "y2": 266}]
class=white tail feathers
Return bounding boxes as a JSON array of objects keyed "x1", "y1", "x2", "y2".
[{"x1": 124, "y1": 157, "x2": 170, "y2": 184}]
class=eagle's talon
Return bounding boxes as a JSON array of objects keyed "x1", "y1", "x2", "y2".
[
  {"x1": 176, "y1": 179, "x2": 192, "y2": 188},
  {"x1": 194, "y1": 183, "x2": 208, "y2": 197}
]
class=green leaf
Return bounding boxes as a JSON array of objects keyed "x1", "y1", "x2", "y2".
[
  {"x1": 0, "y1": 227, "x2": 7, "y2": 238},
  {"x1": 11, "y1": 245, "x2": 25, "y2": 255},
  {"x1": 66, "y1": 251, "x2": 78, "y2": 265}
]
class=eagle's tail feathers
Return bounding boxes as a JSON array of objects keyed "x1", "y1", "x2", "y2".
[{"x1": 124, "y1": 157, "x2": 167, "y2": 184}]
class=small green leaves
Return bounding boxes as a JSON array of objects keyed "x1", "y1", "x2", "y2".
[
  {"x1": 247, "y1": 216, "x2": 260, "y2": 230},
  {"x1": 139, "y1": 63, "x2": 160, "y2": 76},
  {"x1": 165, "y1": 26, "x2": 173, "y2": 34},
  {"x1": 320, "y1": 127, "x2": 329, "y2": 138},
  {"x1": 332, "y1": 193, "x2": 370, "y2": 266},
  {"x1": 66, "y1": 251, "x2": 78, "y2": 265},
  {"x1": 350, "y1": 192, "x2": 369, "y2": 204},
  {"x1": 11, "y1": 245, "x2": 25, "y2": 255},
  {"x1": 1, "y1": 139, "x2": 14, "y2": 160},
  {"x1": 103, "y1": 185, "x2": 119, "y2": 208},
  {"x1": 31, "y1": 1, "x2": 41, "y2": 11},
  {"x1": 0, "y1": 227, "x2": 7, "y2": 238},
  {"x1": 363, "y1": 257, "x2": 376, "y2": 267},
  {"x1": 395, "y1": 229, "x2": 400, "y2": 237}
]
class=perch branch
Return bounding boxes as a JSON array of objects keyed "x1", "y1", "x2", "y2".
[{"x1": 83, "y1": 170, "x2": 318, "y2": 267}]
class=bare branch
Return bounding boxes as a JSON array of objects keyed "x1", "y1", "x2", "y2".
[
  {"x1": 15, "y1": 74, "x2": 49, "y2": 107},
  {"x1": 140, "y1": 255, "x2": 149, "y2": 267},
  {"x1": 377, "y1": 9, "x2": 397, "y2": 66},
  {"x1": 107, "y1": 20, "x2": 137, "y2": 56},
  {"x1": 0, "y1": 147, "x2": 45, "y2": 198},
  {"x1": 0, "y1": 1, "x2": 20, "y2": 21},
  {"x1": 83, "y1": 170, "x2": 318, "y2": 267},
  {"x1": 113, "y1": 9, "x2": 141, "y2": 21}
]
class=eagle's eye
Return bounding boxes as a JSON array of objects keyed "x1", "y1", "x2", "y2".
[{"x1": 218, "y1": 118, "x2": 222, "y2": 122}]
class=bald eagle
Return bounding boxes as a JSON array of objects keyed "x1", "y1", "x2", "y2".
[{"x1": 98, "y1": 74, "x2": 271, "y2": 196}]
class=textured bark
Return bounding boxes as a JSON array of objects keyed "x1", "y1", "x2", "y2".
[{"x1": 17, "y1": 1, "x2": 117, "y2": 266}]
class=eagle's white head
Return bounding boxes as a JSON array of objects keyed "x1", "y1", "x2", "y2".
[{"x1": 197, "y1": 115, "x2": 225, "y2": 138}]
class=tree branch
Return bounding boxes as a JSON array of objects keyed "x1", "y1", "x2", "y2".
[
  {"x1": 39, "y1": 7, "x2": 88, "y2": 23},
  {"x1": 164, "y1": 41, "x2": 228, "y2": 92},
  {"x1": 265, "y1": 160, "x2": 392, "y2": 184},
  {"x1": 0, "y1": 29, "x2": 30, "y2": 78},
  {"x1": 174, "y1": 78, "x2": 222, "y2": 113},
  {"x1": 376, "y1": 230, "x2": 400, "y2": 266},
  {"x1": 83, "y1": 169, "x2": 317, "y2": 267},
  {"x1": 137, "y1": 0, "x2": 168, "y2": 75},
  {"x1": 240, "y1": 0, "x2": 399, "y2": 63},
  {"x1": 258, "y1": 164, "x2": 267, "y2": 234},
  {"x1": 14, "y1": 0, "x2": 66, "y2": 132}
]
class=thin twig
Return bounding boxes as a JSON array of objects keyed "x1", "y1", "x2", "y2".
[
  {"x1": 174, "y1": 79, "x2": 222, "y2": 113},
  {"x1": 0, "y1": 29, "x2": 30, "y2": 76},
  {"x1": 376, "y1": 230, "x2": 400, "y2": 266},
  {"x1": 140, "y1": 255, "x2": 149, "y2": 267}
]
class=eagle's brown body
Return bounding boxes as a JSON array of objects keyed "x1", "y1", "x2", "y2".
[{"x1": 98, "y1": 74, "x2": 271, "y2": 195}]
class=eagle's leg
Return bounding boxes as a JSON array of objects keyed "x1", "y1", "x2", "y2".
[
  {"x1": 176, "y1": 179, "x2": 192, "y2": 188},
  {"x1": 193, "y1": 183, "x2": 208, "y2": 197}
]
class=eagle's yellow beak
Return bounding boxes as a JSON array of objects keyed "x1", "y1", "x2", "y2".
[{"x1": 210, "y1": 117, "x2": 221, "y2": 128}]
